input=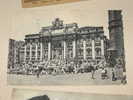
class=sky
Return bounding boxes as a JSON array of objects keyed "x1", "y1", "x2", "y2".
[{"x1": 12, "y1": 89, "x2": 133, "y2": 100}]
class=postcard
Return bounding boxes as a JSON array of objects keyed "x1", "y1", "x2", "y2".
[{"x1": 12, "y1": 89, "x2": 133, "y2": 100}]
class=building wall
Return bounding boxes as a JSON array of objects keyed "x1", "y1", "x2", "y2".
[{"x1": 22, "y1": 30, "x2": 107, "y2": 63}]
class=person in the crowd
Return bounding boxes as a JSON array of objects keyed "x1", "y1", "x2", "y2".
[
  {"x1": 36, "y1": 66, "x2": 43, "y2": 78},
  {"x1": 101, "y1": 67, "x2": 107, "y2": 80},
  {"x1": 83, "y1": 60, "x2": 88, "y2": 73},
  {"x1": 90, "y1": 63, "x2": 95, "y2": 79},
  {"x1": 112, "y1": 68, "x2": 116, "y2": 81},
  {"x1": 121, "y1": 72, "x2": 127, "y2": 84}
]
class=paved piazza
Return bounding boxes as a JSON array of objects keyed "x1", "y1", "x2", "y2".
[{"x1": 7, "y1": 68, "x2": 121, "y2": 85}]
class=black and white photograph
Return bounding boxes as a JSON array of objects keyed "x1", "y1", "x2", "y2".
[
  {"x1": 12, "y1": 89, "x2": 133, "y2": 100},
  {"x1": 7, "y1": 7, "x2": 126, "y2": 85}
]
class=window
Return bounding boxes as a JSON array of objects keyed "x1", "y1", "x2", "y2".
[
  {"x1": 86, "y1": 39, "x2": 91, "y2": 47},
  {"x1": 26, "y1": 45, "x2": 30, "y2": 50},
  {"x1": 26, "y1": 52, "x2": 30, "y2": 56},
  {"x1": 32, "y1": 51, "x2": 35, "y2": 57},
  {"x1": 95, "y1": 49, "x2": 101, "y2": 56},
  {"x1": 38, "y1": 51, "x2": 40, "y2": 56},
  {"x1": 87, "y1": 49, "x2": 92, "y2": 56},
  {"x1": 67, "y1": 41, "x2": 73, "y2": 48},
  {"x1": 78, "y1": 49, "x2": 83, "y2": 57}
]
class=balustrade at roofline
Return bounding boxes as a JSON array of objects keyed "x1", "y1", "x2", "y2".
[{"x1": 24, "y1": 26, "x2": 104, "y2": 39}]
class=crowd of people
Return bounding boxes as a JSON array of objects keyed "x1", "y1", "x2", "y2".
[
  {"x1": 8, "y1": 57, "x2": 126, "y2": 83},
  {"x1": 8, "y1": 58, "x2": 104, "y2": 74}
]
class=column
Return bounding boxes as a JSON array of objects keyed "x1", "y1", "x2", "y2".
[
  {"x1": 29, "y1": 44, "x2": 32, "y2": 61},
  {"x1": 40, "y1": 43, "x2": 43, "y2": 61},
  {"x1": 63, "y1": 41, "x2": 66, "y2": 59},
  {"x1": 101, "y1": 39, "x2": 104, "y2": 56},
  {"x1": 92, "y1": 39, "x2": 95, "y2": 60},
  {"x1": 83, "y1": 40, "x2": 86, "y2": 60},
  {"x1": 24, "y1": 45, "x2": 27, "y2": 62},
  {"x1": 35, "y1": 44, "x2": 38, "y2": 60},
  {"x1": 48, "y1": 42, "x2": 51, "y2": 60},
  {"x1": 52, "y1": 49, "x2": 54, "y2": 59},
  {"x1": 73, "y1": 40, "x2": 76, "y2": 58}
]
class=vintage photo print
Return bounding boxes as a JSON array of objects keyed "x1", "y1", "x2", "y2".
[
  {"x1": 7, "y1": 7, "x2": 127, "y2": 85},
  {"x1": 22, "y1": 0, "x2": 84, "y2": 8},
  {"x1": 12, "y1": 89, "x2": 133, "y2": 100}
]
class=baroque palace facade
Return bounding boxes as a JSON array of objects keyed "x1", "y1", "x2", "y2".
[{"x1": 19, "y1": 18, "x2": 108, "y2": 64}]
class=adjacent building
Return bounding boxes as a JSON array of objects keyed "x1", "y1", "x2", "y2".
[
  {"x1": 108, "y1": 10, "x2": 125, "y2": 58},
  {"x1": 108, "y1": 10, "x2": 125, "y2": 69},
  {"x1": 8, "y1": 39, "x2": 25, "y2": 70},
  {"x1": 8, "y1": 39, "x2": 16, "y2": 69}
]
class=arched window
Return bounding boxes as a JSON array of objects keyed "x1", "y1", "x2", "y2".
[
  {"x1": 87, "y1": 49, "x2": 92, "y2": 56},
  {"x1": 95, "y1": 48, "x2": 101, "y2": 56}
]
